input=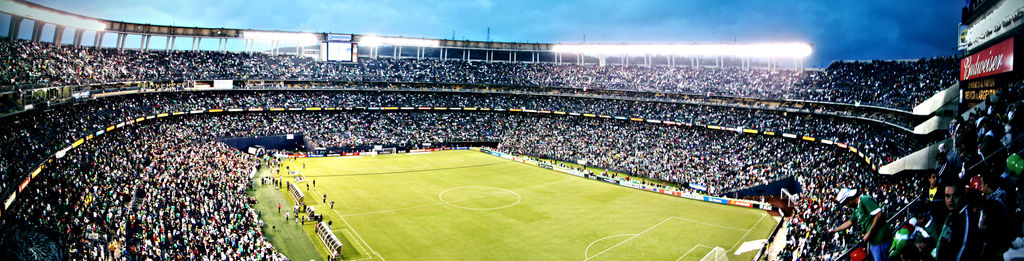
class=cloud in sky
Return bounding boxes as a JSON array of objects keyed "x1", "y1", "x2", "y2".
[{"x1": 26, "y1": 0, "x2": 962, "y2": 65}]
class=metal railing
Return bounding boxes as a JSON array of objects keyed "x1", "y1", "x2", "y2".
[{"x1": 834, "y1": 198, "x2": 920, "y2": 260}]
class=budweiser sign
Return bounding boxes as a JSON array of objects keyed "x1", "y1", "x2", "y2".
[{"x1": 961, "y1": 37, "x2": 1014, "y2": 81}]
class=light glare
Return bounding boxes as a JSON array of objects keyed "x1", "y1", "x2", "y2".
[
  {"x1": 243, "y1": 31, "x2": 320, "y2": 44},
  {"x1": 551, "y1": 43, "x2": 813, "y2": 58},
  {"x1": 360, "y1": 35, "x2": 440, "y2": 47}
]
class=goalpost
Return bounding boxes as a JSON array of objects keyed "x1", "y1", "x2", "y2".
[
  {"x1": 699, "y1": 247, "x2": 729, "y2": 261},
  {"x1": 780, "y1": 188, "x2": 797, "y2": 209}
]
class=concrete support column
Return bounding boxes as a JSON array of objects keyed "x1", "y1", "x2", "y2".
[
  {"x1": 512, "y1": 51, "x2": 516, "y2": 62},
  {"x1": 52, "y1": 25, "x2": 65, "y2": 44},
  {"x1": 8, "y1": 16, "x2": 23, "y2": 41},
  {"x1": 72, "y1": 29, "x2": 83, "y2": 47},
  {"x1": 114, "y1": 33, "x2": 123, "y2": 50},
  {"x1": 95, "y1": 32, "x2": 104, "y2": 49},
  {"x1": 30, "y1": 21, "x2": 44, "y2": 42}
]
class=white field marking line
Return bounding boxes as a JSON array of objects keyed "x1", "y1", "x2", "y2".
[
  {"x1": 583, "y1": 217, "x2": 675, "y2": 261},
  {"x1": 342, "y1": 192, "x2": 501, "y2": 217},
  {"x1": 262, "y1": 167, "x2": 335, "y2": 260},
  {"x1": 438, "y1": 186, "x2": 522, "y2": 210},
  {"x1": 330, "y1": 208, "x2": 386, "y2": 261},
  {"x1": 729, "y1": 212, "x2": 769, "y2": 252},
  {"x1": 583, "y1": 234, "x2": 636, "y2": 259},
  {"x1": 342, "y1": 178, "x2": 575, "y2": 217},
  {"x1": 668, "y1": 216, "x2": 749, "y2": 232},
  {"x1": 307, "y1": 187, "x2": 385, "y2": 261},
  {"x1": 581, "y1": 216, "x2": 747, "y2": 261},
  {"x1": 334, "y1": 229, "x2": 372, "y2": 261},
  {"x1": 675, "y1": 244, "x2": 714, "y2": 261},
  {"x1": 300, "y1": 156, "x2": 432, "y2": 172}
]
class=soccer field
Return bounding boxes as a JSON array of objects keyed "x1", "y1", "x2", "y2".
[{"x1": 260, "y1": 150, "x2": 778, "y2": 261}]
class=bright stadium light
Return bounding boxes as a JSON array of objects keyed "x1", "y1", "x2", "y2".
[
  {"x1": 359, "y1": 35, "x2": 440, "y2": 47},
  {"x1": 243, "y1": 31, "x2": 320, "y2": 44},
  {"x1": 551, "y1": 43, "x2": 813, "y2": 58},
  {"x1": 1, "y1": 0, "x2": 106, "y2": 31}
]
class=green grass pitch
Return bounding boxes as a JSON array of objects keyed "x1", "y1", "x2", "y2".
[{"x1": 251, "y1": 150, "x2": 779, "y2": 261}]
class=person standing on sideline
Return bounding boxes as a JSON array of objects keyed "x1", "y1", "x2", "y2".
[
  {"x1": 331, "y1": 200, "x2": 335, "y2": 209},
  {"x1": 277, "y1": 203, "x2": 281, "y2": 213},
  {"x1": 828, "y1": 188, "x2": 892, "y2": 261}
]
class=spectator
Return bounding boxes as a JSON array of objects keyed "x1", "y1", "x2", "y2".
[{"x1": 828, "y1": 187, "x2": 893, "y2": 261}]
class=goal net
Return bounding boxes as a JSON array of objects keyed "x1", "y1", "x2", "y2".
[
  {"x1": 699, "y1": 247, "x2": 728, "y2": 261},
  {"x1": 780, "y1": 188, "x2": 797, "y2": 209}
]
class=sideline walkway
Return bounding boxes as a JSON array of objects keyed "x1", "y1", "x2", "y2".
[{"x1": 249, "y1": 166, "x2": 324, "y2": 261}]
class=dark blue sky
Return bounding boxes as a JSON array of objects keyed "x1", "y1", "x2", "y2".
[{"x1": 26, "y1": 0, "x2": 961, "y2": 66}]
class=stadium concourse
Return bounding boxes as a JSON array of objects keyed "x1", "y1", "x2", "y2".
[{"x1": 0, "y1": 37, "x2": 1011, "y2": 260}]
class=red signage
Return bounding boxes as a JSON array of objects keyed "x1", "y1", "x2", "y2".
[
  {"x1": 18, "y1": 177, "x2": 30, "y2": 193},
  {"x1": 961, "y1": 37, "x2": 1014, "y2": 81}
]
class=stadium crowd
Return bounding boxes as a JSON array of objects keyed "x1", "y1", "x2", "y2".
[
  {"x1": 3, "y1": 108, "x2": 919, "y2": 259},
  {"x1": 1, "y1": 39, "x2": 957, "y2": 110},
  {"x1": 3, "y1": 119, "x2": 284, "y2": 260},
  {"x1": 6, "y1": 90, "x2": 1009, "y2": 259},
  {"x1": 0, "y1": 90, "x2": 930, "y2": 200},
  {"x1": 0, "y1": 38, "x2": 974, "y2": 260},
  {"x1": 778, "y1": 83, "x2": 1024, "y2": 260}
]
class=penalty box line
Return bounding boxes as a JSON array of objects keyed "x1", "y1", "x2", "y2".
[
  {"x1": 583, "y1": 216, "x2": 752, "y2": 261},
  {"x1": 306, "y1": 186, "x2": 387, "y2": 261},
  {"x1": 676, "y1": 244, "x2": 715, "y2": 261}
]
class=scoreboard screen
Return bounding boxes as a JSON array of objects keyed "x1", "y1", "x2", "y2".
[
  {"x1": 326, "y1": 42, "x2": 353, "y2": 62},
  {"x1": 323, "y1": 34, "x2": 355, "y2": 62}
]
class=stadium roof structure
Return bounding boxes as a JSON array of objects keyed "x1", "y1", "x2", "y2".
[{"x1": 0, "y1": 0, "x2": 809, "y2": 69}]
